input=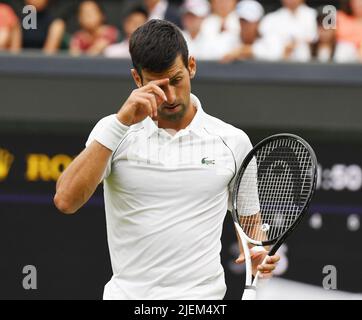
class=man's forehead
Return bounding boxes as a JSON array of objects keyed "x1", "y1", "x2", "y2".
[{"x1": 142, "y1": 57, "x2": 186, "y2": 82}]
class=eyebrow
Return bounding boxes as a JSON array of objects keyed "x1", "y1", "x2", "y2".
[
  {"x1": 145, "y1": 71, "x2": 184, "y2": 83},
  {"x1": 169, "y1": 72, "x2": 184, "y2": 81}
]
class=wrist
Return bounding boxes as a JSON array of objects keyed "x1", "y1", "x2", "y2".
[
  {"x1": 116, "y1": 111, "x2": 133, "y2": 127},
  {"x1": 94, "y1": 114, "x2": 129, "y2": 152}
]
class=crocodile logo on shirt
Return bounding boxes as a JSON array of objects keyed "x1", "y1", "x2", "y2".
[{"x1": 201, "y1": 157, "x2": 215, "y2": 165}]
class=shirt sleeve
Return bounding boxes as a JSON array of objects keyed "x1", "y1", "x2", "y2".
[
  {"x1": 227, "y1": 132, "x2": 260, "y2": 216},
  {"x1": 85, "y1": 115, "x2": 115, "y2": 181}
]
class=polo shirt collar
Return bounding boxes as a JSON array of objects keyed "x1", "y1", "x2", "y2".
[
  {"x1": 188, "y1": 93, "x2": 205, "y2": 137},
  {"x1": 141, "y1": 93, "x2": 206, "y2": 138}
]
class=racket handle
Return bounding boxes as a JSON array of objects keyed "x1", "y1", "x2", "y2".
[
  {"x1": 242, "y1": 254, "x2": 270, "y2": 300},
  {"x1": 242, "y1": 286, "x2": 257, "y2": 300},
  {"x1": 253, "y1": 254, "x2": 270, "y2": 288}
]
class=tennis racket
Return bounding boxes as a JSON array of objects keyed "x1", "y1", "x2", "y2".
[{"x1": 231, "y1": 133, "x2": 318, "y2": 300}]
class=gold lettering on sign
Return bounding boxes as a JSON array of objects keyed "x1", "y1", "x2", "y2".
[
  {"x1": 26, "y1": 154, "x2": 72, "y2": 181},
  {"x1": 0, "y1": 148, "x2": 14, "y2": 181}
]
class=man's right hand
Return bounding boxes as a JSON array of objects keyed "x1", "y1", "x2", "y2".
[{"x1": 117, "y1": 78, "x2": 169, "y2": 126}]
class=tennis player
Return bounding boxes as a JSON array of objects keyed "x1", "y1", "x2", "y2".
[{"x1": 54, "y1": 19, "x2": 279, "y2": 300}]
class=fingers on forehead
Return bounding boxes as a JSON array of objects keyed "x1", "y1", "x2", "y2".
[
  {"x1": 151, "y1": 78, "x2": 169, "y2": 84},
  {"x1": 147, "y1": 85, "x2": 167, "y2": 99},
  {"x1": 149, "y1": 84, "x2": 165, "y2": 93}
]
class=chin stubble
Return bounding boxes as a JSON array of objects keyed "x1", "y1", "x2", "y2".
[{"x1": 158, "y1": 104, "x2": 187, "y2": 122}]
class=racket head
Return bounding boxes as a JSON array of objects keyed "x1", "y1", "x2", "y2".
[{"x1": 232, "y1": 133, "x2": 318, "y2": 247}]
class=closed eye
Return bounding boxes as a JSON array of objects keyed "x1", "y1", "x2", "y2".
[{"x1": 170, "y1": 77, "x2": 183, "y2": 86}]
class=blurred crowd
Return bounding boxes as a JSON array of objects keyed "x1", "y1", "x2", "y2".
[{"x1": 0, "y1": 0, "x2": 362, "y2": 63}]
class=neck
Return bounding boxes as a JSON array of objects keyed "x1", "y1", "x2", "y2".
[
  {"x1": 288, "y1": 5, "x2": 301, "y2": 14},
  {"x1": 86, "y1": 26, "x2": 101, "y2": 35},
  {"x1": 190, "y1": 29, "x2": 200, "y2": 39},
  {"x1": 219, "y1": 12, "x2": 229, "y2": 19},
  {"x1": 318, "y1": 43, "x2": 333, "y2": 49}
]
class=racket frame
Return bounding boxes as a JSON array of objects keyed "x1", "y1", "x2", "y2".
[
  {"x1": 231, "y1": 133, "x2": 318, "y2": 298},
  {"x1": 232, "y1": 133, "x2": 317, "y2": 250}
]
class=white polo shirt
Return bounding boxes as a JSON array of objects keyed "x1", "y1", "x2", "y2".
[{"x1": 86, "y1": 94, "x2": 253, "y2": 300}]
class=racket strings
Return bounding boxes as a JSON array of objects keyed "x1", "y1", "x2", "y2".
[{"x1": 236, "y1": 138, "x2": 314, "y2": 242}]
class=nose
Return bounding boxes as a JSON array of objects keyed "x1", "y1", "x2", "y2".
[{"x1": 163, "y1": 84, "x2": 176, "y2": 105}]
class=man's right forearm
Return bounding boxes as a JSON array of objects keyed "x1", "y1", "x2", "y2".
[{"x1": 54, "y1": 141, "x2": 112, "y2": 214}]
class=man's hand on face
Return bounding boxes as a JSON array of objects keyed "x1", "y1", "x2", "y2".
[{"x1": 117, "y1": 78, "x2": 169, "y2": 126}]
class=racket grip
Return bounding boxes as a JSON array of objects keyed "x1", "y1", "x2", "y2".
[{"x1": 241, "y1": 286, "x2": 257, "y2": 300}]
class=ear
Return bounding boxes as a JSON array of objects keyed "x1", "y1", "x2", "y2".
[
  {"x1": 188, "y1": 56, "x2": 197, "y2": 79},
  {"x1": 131, "y1": 69, "x2": 143, "y2": 87}
]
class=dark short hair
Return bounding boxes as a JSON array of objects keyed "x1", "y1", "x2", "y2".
[{"x1": 129, "y1": 19, "x2": 189, "y2": 77}]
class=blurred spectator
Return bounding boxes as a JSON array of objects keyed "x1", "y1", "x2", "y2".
[
  {"x1": 200, "y1": 0, "x2": 240, "y2": 58},
  {"x1": 104, "y1": 5, "x2": 148, "y2": 58},
  {"x1": 221, "y1": 0, "x2": 264, "y2": 62},
  {"x1": 0, "y1": 3, "x2": 21, "y2": 52},
  {"x1": 143, "y1": 0, "x2": 182, "y2": 27},
  {"x1": 70, "y1": 1, "x2": 118, "y2": 56},
  {"x1": 22, "y1": 0, "x2": 65, "y2": 54},
  {"x1": 336, "y1": 0, "x2": 362, "y2": 61},
  {"x1": 309, "y1": 7, "x2": 359, "y2": 63},
  {"x1": 310, "y1": 7, "x2": 337, "y2": 62},
  {"x1": 181, "y1": 0, "x2": 216, "y2": 59},
  {"x1": 257, "y1": 0, "x2": 317, "y2": 62}
]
